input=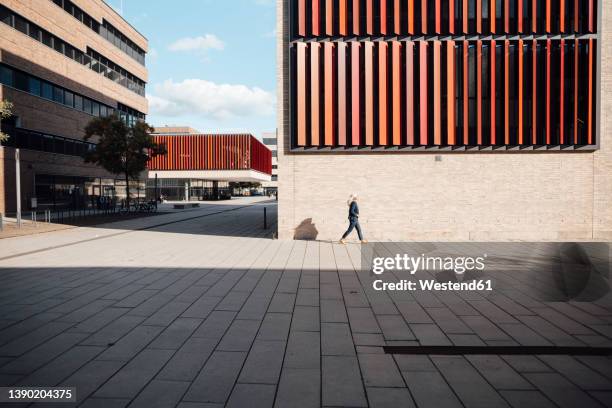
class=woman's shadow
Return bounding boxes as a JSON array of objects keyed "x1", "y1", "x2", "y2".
[{"x1": 294, "y1": 218, "x2": 318, "y2": 240}]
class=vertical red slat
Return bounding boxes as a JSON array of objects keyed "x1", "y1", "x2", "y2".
[
  {"x1": 449, "y1": 0, "x2": 455, "y2": 33},
  {"x1": 324, "y1": 42, "x2": 335, "y2": 146},
  {"x1": 532, "y1": 0, "x2": 537, "y2": 32},
  {"x1": 351, "y1": 42, "x2": 361, "y2": 145},
  {"x1": 560, "y1": 39, "x2": 565, "y2": 144},
  {"x1": 367, "y1": 0, "x2": 374, "y2": 34},
  {"x1": 518, "y1": 0, "x2": 523, "y2": 32},
  {"x1": 297, "y1": 43, "x2": 307, "y2": 146},
  {"x1": 406, "y1": 41, "x2": 415, "y2": 145},
  {"x1": 574, "y1": 0, "x2": 579, "y2": 32},
  {"x1": 491, "y1": 40, "x2": 496, "y2": 145},
  {"x1": 380, "y1": 0, "x2": 387, "y2": 34},
  {"x1": 313, "y1": 0, "x2": 321, "y2": 35},
  {"x1": 560, "y1": 0, "x2": 565, "y2": 32},
  {"x1": 491, "y1": 0, "x2": 496, "y2": 33},
  {"x1": 394, "y1": 0, "x2": 401, "y2": 34},
  {"x1": 463, "y1": 0, "x2": 468, "y2": 33},
  {"x1": 338, "y1": 42, "x2": 347, "y2": 146},
  {"x1": 463, "y1": 41, "x2": 469, "y2": 144},
  {"x1": 299, "y1": 0, "x2": 306, "y2": 36},
  {"x1": 311, "y1": 42, "x2": 321, "y2": 146},
  {"x1": 326, "y1": 0, "x2": 334, "y2": 35},
  {"x1": 505, "y1": 0, "x2": 510, "y2": 32},
  {"x1": 365, "y1": 42, "x2": 374, "y2": 145},
  {"x1": 588, "y1": 38, "x2": 593, "y2": 143},
  {"x1": 518, "y1": 39, "x2": 524, "y2": 144},
  {"x1": 392, "y1": 41, "x2": 402, "y2": 145},
  {"x1": 504, "y1": 40, "x2": 510, "y2": 145},
  {"x1": 546, "y1": 39, "x2": 551, "y2": 144},
  {"x1": 379, "y1": 42, "x2": 388, "y2": 145},
  {"x1": 447, "y1": 40, "x2": 456, "y2": 144},
  {"x1": 574, "y1": 39, "x2": 578, "y2": 144},
  {"x1": 422, "y1": 0, "x2": 428, "y2": 33},
  {"x1": 339, "y1": 0, "x2": 348, "y2": 35},
  {"x1": 353, "y1": 0, "x2": 360, "y2": 34},
  {"x1": 420, "y1": 41, "x2": 428, "y2": 145},
  {"x1": 546, "y1": 0, "x2": 551, "y2": 32},
  {"x1": 434, "y1": 41, "x2": 441, "y2": 145},
  {"x1": 532, "y1": 40, "x2": 537, "y2": 144},
  {"x1": 436, "y1": 0, "x2": 441, "y2": 34},
  {"x1": 408, "y1": 0, "x2": 415, "y2": 34},
  {"x1": 477, "y1": 0, "x2": 482, "y2": 33},
  {"x1": 589, "y1": 0, "x2": 594, "y2": 32},
  {"x1": 477, "y1": 40, "x2": 482, "y2": 144}
]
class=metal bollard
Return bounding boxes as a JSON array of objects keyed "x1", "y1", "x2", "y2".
[{"x1": 264, "y1": 207, "x2": 268, "y2": 230}]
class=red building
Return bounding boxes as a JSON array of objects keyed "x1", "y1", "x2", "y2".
[{"x1": 147, "y1": 129, "x2": 272, "y2": 201}]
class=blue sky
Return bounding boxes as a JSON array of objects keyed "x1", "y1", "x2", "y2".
[{"x1": 105, "y1": 0, "x2": 277, "y2": 138}]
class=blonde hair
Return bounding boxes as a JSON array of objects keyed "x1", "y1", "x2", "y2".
[{"x1": 347, "y1": 194, "x2": 358, "y2": 206}]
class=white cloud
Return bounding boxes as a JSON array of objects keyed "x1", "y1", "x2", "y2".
[
  {"x1": 168, "y1": 34, "x2": 225, "y2": 53},
  {"x1": 148, "y1": 79, "x2": 275, "y2": 121}
]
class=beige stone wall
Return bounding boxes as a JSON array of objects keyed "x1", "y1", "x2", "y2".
[{"x1": 277, "y1": 0, "x2": 612, "y2": 241}]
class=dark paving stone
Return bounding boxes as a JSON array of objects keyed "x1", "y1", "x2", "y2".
[
  {"x1": 524, "y1": 372, "x2": 602, "y2": 408},
  {"x1": 69, "y1": 308, "x2": 128, "y2": 334},
  {"x1": 366, "y1": 387, "x2": 415, "y2": 408},
  {"x1": 321, "y1": 323, "x2": 354, "y2": 356},
  {"x1": 448, "y1": 334, "x2": 487, "y2": 346},
  {"x1": 142, "y1": 300, "x2": 192, "y2": 326},
  {"x1": 499, "y1": 390, "x2": 557, "y2": 408},
  {"x1": 157, "y1": 337, "x2": 218, "y2": 382},
  {"x1": 347, "y1": 307, "x2": 381, "y2": 333},
  {"x1": 320, "y1": 299, "x2": 348, "y2": 323},
  {"x1": 148, "y1": 318, "x2": 203, "y2": 350},
  {"x1": 426, "y1": 307, "x2": 473, "y2": 334},
  {"x1": 353, "y1": 333, "x2": 386, "y2": 346},
  {"x1": 516, "y1": 315, "x2": 585, "y2": 346},
  {"x1": 322, "y1": 356, "x2": 367, "y2": 407},
  {"x1": 432, "y1": 356, "x2": 510, "y2": 407},
  {"x1": 267, "y1": 293, "x2": 296, "y2": 313},
  {"x1": 129, "y1": 380, "x2": 190, "y2": 408},
  {"x1": 93, "y1": 349, "x2": 174, "y2": 399},
  {"x1": 284, "y1": 331, "x2": 320, "y2": 369},
  {"x1": 80, "y1": 398, "x2": 130, "y2": 408},
  {"x1": 402, "y1": 371, "x2": 463, "y2": 408},
  {"x1": 0, "y1": 321, "x2": 74, "y2": 357},
  {"x1": 215, "y1": 291, "x2": 250, "y2": 311},
  {"x1": 291, "y1": 306, "x2": 320, "y2": 332},
  {"x1": 257, "y1": 313, "x2": 291, "y2": 341},
  {"x1": 395, "y1": 301, "x2": 434, "y2": 324},
  {"x1": 96, "y1": 325, "x2": 164, "y2": 361},
  {"x1": 409, "y1": 324, "x2": 452, "y2": 345},
  {"x1": 394, "y1": 355, "x2": 437, "y2": 372},
  {"x1": 192, "y1": 311, "x2": 236, "y2": 339},
  {"x1": 376, "y1": 315, "x2": 416, "y2": 341},
  {"x1": 227, "y1": 383, "x2": 276, "y2": 408},
  {"x1": 461, "y1": 315, "x2": 514, "y2": 341},
  {"x1": 80, "y1": 315, "x2": 145, "y2": 346},
  {"x1": 501, "y1": 355, "x2": 553, "y2": 373},
  {"x1": 497, "y1": 323, "x2": 553, "y2": 346},
  {"x1": 217, "y1": 319, "x2": 260, "y2": 351},
  {"x1": 183, "y1": 351, "x2": 246, "y2": 404},
  {"x1": 466, "y1": 355, "x2": 533, "y2": 390},
  {"x1": 358, "y1": 353, "x2": 405, "y2": 388},
  {"x1": 181, "y1": 296, "x2": 222, "y2": 319},
  {"x1": 275, "y1": 368, "x2": 319, "y2": 408},
  {"x1": 296, "y1": 288, "x2": 319, "y2": 307},
  {"x1": 538, "y1": 355, "x2": 612, "y2": 390},
  {"x1": 238, "y1": 340, "x2": 285, "y2": 384},
  {"x1": 59, "y1": 360, "x2": 124, "y2": 404}
]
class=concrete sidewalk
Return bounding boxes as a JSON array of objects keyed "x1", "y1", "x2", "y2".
[{"x1": 0, "y1": 201, "x2": 610, "y2": 407}]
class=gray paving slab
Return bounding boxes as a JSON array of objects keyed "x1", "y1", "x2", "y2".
[
  {"x1": 238, "y1": 339, "x2": 285, "y2": 384},
  {"x1": 322, "y1": 356, "x2": 367, "y2": 407},
  {"x1": 183, "y1": 351, "x2": 247, "y2": 404}
]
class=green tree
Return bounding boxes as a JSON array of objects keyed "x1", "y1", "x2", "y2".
[
  {"x1": 0, "y1": 100, "x2": 14, "y2": 144},
  {"x1": 83, "y1": 114, "x2": 166, "y2": 209}
]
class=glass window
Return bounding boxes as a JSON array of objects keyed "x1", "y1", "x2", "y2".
[
  {"x1": 73, "y1": 8, "x2": 82, "y2": 22},
  {"x1": 54, "y1": 38, "x2": 64, "y2": 54},
  {"x1": 0, "y1": 6, "x2": 12, "y2": 26},
  {"x1": 53, "y1": 0, "x2": 63, "y2": 7},
  {"x1": 83, "y1": 98, "x2": 92, "y2": 114},
  {"x1": 53, "y1": 86, "x2": 64, "y2": 104},
  {"x1": 92, "y1": 101, "x2": 100, "y2": 117},
  {"x1": 64, "y1": 91, "x2": 74, "y2": 107},
  {"x1": 28, "y1": 77, "x2": 41, "y2": 96},
  {"x1": 100, "y1": 105, "x2": 107, "y2": 117},
  {"x1": 74, "y1": 94, "x2": 83, "y2": 111},
  {"x1": 54, "y1": 137, "x2": 66, "y2": 154},
  {"x1": 14, "y1": 70, "x2": 28, "y2": 91},
  {"x1": 42, "y1": 31, "x2": 53, "y2": 47},
  {"x1": 28, "y1": 24, "x2": 41, "y2": 41},
  {"x1": 14, "y1": 15, "x2": 27, "y2": 34},
  {"x1": 43, "y1": 135, "x2": 54, "y2": 152},
  {"x1": 42, "y1": 82, "x2": 53, "y2": 100},
  {"x1": 0, "y1": 65, "x2": 13, "y2": 86}
]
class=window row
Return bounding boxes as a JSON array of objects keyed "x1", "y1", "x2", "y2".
[
  {"x1": 1, "y1": 126, "x2": 96, "y2": 157},
  {"x1": 291, "y1": 39, "x2": 596, "y2": 149},
  {"x1": 0, "y1": 63, "x2": 145, "y2": 126},
  {"x1": 51, "y1": 0, "x2": 146, "y2": 65},
  {"x1": 0, "y1": 5, "x2": 145, "y2": 96},
  {"x1": 292, "y1": 0, "x2": 597, "y2": 38}
]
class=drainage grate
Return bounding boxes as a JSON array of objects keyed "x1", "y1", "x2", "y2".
[{"x1": 383, "y1": 346, "x2": 612, "y2": 356}]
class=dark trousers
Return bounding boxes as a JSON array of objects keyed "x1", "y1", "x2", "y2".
[{"x1": 342, "y1": 218, "x2": 363, "y2": 240}]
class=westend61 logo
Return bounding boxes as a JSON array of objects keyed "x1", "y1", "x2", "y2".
[{"x1": 370, "y1": 253, "x2": 493, "y2": 292}]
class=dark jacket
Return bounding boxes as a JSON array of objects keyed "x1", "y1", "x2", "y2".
[{"x1": 348, "y1": 201, "x2": 359, "y2": 220}]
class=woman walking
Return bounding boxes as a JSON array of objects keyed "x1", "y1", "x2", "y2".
[{"x1": 340, "y1": 194, "x2": 367, "y2": 244}]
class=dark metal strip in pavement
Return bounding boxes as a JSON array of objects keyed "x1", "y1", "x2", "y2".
[
  {"x1": 383, "y1": 346, "x2": 612, "y2": 355},
  {"x1": 0, "y1": 201, "x2": 275, "y2": 262}
]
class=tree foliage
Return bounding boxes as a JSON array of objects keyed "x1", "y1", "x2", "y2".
[
  {"x1": 83, "y1": 114, "x2": 166, "y2": 206},
  {"x1": 0, "y1": 100, "x2": 14, "y2": 144}
]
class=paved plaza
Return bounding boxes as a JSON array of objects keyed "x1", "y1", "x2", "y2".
[{"x1": 0, "y1": 197, "x2": 611, "y2": 407}]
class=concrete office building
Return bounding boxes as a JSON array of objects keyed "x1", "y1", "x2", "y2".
[
  {"x1": 261, "y1": 131, "x2": 279, "y2": 195},
  {"x1": 147, "y1": 127, "x2": 272, "y2": 201},
  {"x1": 0, "y1": 0, "x2": 148, "y2": 213},
  {"x1": 277, "y1": 0, "x2": 612, "y2": 241}
]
